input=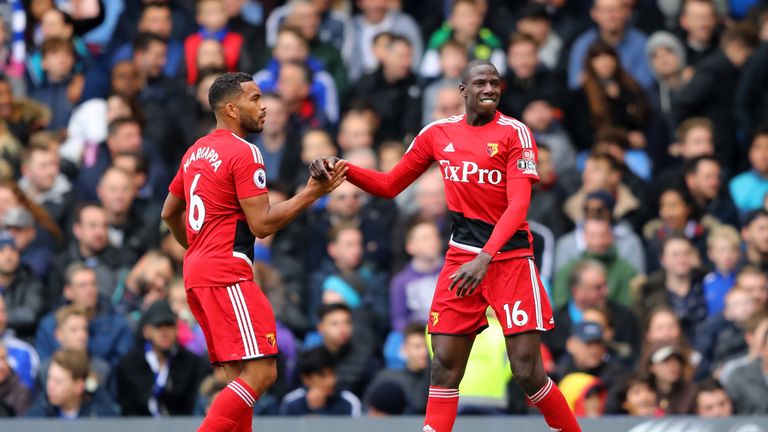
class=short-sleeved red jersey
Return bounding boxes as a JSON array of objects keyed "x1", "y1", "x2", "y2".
[
  {"x1": 169, "y1": 129, "x2": 268, "y2": 288},
  {"x1": 403, "y1": 111, "x2": 539, "y2": 260}
]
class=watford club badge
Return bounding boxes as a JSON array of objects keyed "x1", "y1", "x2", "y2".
[
  {"x1": 486, "y1": 142, "x2": 499, "y2": 157},
  {"x1": 266, "y1": 333, "x2": 276, "y2": 347},
  {"x1": 431, "y1": 312, "x2": 440, "y2": 326}
]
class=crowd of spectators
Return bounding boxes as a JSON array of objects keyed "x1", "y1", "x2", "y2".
[{"x1": 1, "y1": 0, "x2": 768, "y2": 420}]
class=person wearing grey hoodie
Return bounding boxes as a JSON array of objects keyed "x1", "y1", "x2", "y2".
[{"x1": 645, "y1": 31, "x2": 688, "y2": 170}]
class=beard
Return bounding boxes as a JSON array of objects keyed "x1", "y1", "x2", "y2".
[{"x1": 241, "y1": 115, "x2": 264, "y2": 134}]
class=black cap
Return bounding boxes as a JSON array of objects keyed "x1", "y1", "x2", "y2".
[{"x1": 143, "y1": 300, "x2": 176, "y2": 327}]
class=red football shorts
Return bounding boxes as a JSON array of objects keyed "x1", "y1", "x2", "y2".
[
  {"x1": 186, "y1": 281, "x2": 278, "y2": 365},
  {"x1": 428, "y1": 256, "x2": 554, "y2": 336}
]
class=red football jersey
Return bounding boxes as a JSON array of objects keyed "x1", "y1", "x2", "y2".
[
  {"x1": 403, "y1": 111, "x2": 539, "y2": 260},
  {"x1": 169, "y1": 129, "x2": 268, "y2": 288}
]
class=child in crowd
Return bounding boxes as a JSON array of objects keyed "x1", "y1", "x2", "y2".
[{"x1": 703, "y1": 226, "x2": 741, "y2": 315}]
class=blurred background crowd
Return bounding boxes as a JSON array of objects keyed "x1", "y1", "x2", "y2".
[{"x1": 1, "y1": 0, "x2": 768, "y2": 421}]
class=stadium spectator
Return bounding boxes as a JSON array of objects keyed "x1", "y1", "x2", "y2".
[
  {"x1": 527, "y1": 144, "x2": 572, "y2": 239},
  {"x1": 723, "y1": 325, "x2": 768, "y2": 413},
  {"x1": 652, "y1": 117, "x2": 714, "y2": 202},
  {"x1": 314, "y1": 303, "x2": 379, "y2": 397},
  {"x1": 27, "y1": 349, "x2": 118, "y2": 418},
  {"x1": 97, "y1": 167, "x2": 156, "y2": 259},
  {"x1": 183, "y1": 0, "x2": 242, "y2": 85},
  {"x1": 419, "y1": 0, "x2": 504, "y2": 79},
  {"x1": 640, "y1": 343, "x2": 695, "y2": 415},
  {"x1": 693, "y1": 378, "x2": 733, "y2": 416},
  {"x1": 566, "y1": 41, "x2": 649, "y2": 152},
  {"x1": 389, "y1": 220, "x2": 442, "y2": 332},
  {"x1": 428, "y1": 85, "x2": 466, "y2": 125},
  {"x1": 735, "y1": 41, "x2": 768, "y2": 137},
  {"x1": 567, "y1": 0, "x2": 653, "y2": 89},
  {"x1": 421, "y1": 41, "x2": 467, "y2": 125},
  {"x1": 695, "y1": 287, "x2": 753, "y2": 379},
  {"x1": 308, "y1": 223, "x2": 389, "y2": 333},
  {"x1": 555, "y1": 189, "x2": 645, "y2": 275},
  {"x1": 47, "y1": 204, "x2": 132, "y2": 304},
  {"x1": 720, "y1": 311, "x2": 768, "y2": 384},
  {"x1": 562, "y1": 153, "x2": 641, "y2": 229},
  {"x1": 111, "y1": 2, "x2": 184, "y2": 79},
  {"x1": 366, "y1": 323, "x2": 429, "y2": 413},
  {"x1": 3, "y1": 206, "x2": 53, "y2": 280},
  {"x1": 346, "y1": 0, "x2": 423, "y2": 81},
  {"x1": 365, "y1": 379, "x2": 407, "y2": 416},
  {"x1": 112, "y1": 250, "x2": 174, "y2": 325},
  {"x1": 702, "y1": 225, "x2": 741, "y2": 315},
  {"x1": 645, "y1": 31, "x2": 688, "y2": 164},
  {"x1": 554, "y1": 321, "x2": 624, "y2": 395},
  {"x1": 281, "y1": 0, "x2": 348, "y2": 97},
  {"x1": 279, "y1": 346, "x2": 362, "y2": 416},
  {"x1": 729, "y1": 127, "x2": 768, "y2": 215},
  {"x1": 514, "y1": 4, "x2": 563, "y2": 70},
  {"x1": 522, "y1": 100, "x2": 576, "y2": 176},
  {"x1": 350, "y1": 35, "x2": 421, "y2": 142},
  {"x1": 637, "y1": 235, "x2": 708, "y2": 342},
  {"x1": 553, "y1": 218, "x2": 638, "y2": 308},
  {"x1": 557, "y1": 372, "x2": 607, "y2": 417},
  {"x1": 37, "y1": 305, "x2": 110, "y2": 389},
  {"x1": 0, "y1": 295, "x2": 38, "y2": 391},
  {"x1": 275, "y1": 61, "x2": 331, "y2": 132},
  {"x1": 684, "y1": 156, "x2": 740, "y2": 228},
  {"x1": 500, "y1": 33, "x2": 561, "y2": 119},
  {"x1": 643, "y1": 187, "x2": 713, "y2": 273},
  {"x1": 0, "y1": 229, "x2": 44, "y2": 339},
  {"x1": 266, "y1": 0, "x2": 350, "y2": 53},
  {"x1": 739, "y1": 210, "x2": 768, "y2": 272},
  {"x1": 609, "y1": 373, "x2": 661, "y2": 416},
  {"x1": 28, "y1": 37, "x2": 80, "y2": 132},
  {"x1": 544, "y1": 259, "x2": 640, "y2": 364},
  {"x1": 188, "y1": 69, "x2": 222, "y2": 142},
  {"x1": 115, "y1": 300, "x2": 209, "y2": 416},
  {"x1": 19, "y1": 138, "x2": 74, "y2": 243},
  {"x1": 166, "y1": 279, "x2": 206, "y2": 357},
  {"x1": 253, "y1": 26, "x2": 339, "y2": 126},
  {"x1": 0, "y1": 74, "x2": 49, "y2": 147},
  {"x1": 25, "y1": 8, "x2": 89, "y2": 90},
  {"x1": 111, "y1": 151, "x2": 157, "y2": 221},
  {"x1": 679, "y1": 0, "x2": 721, "y2": 67},
  {"x1": 673, "y1": 24, "x2": 759, "y2": 173},
  {"x1": 35, "y1": 263, "x2": 133, "y2": 367},
  {"x1": 0, "y1": 339, "x2": 33, "y2": 416},
  {"x1": 249, "y1": 93, "x2": 302, "y2": 186}
]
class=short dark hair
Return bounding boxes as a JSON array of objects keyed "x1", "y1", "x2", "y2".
[
  {"x1": 276, "y1": 25, "x2": 308, "y2": 47},
  {"x1": 142, "y1": 1, "x2": 170, "y2": 13},
  {"x1": 297, "y1": 346, "x2": 336, "y2": 376},
  {"x1": 317, "y1": 303, "x2": 351, "y2": 321},
  {"x1": 327, "y1": 221, "x2": 360, "y2": 244},
  {"x1": 586, "y1": 152, "x2": 621, "y2": 172},
  {"x1": 460, "y1": 59, "x2": 498, "y2": 85},
  {"x1": 73, "y1": 203, "x2": 104, "y2": 225},
  {"x1": 133, "y1": 32, "x2": 167, "y2": 53},
  {"x1": 114, "y1": 151, "x2": 149, "y2": 176},
  {"x1": 403, "y1": 322, "x2": 426, "y2": 339},
  {"x1": 721, "y1": 22, "x2": 759, "y2": 49},
  {"x1": 568, "y1": 259, "x2": 606, "y2": 291},
  {"x1": 683, "y1": 155, "x2": 719, "y2": 177},
  {"x1": 752, "y1": 123, "x2": 768, "y2": 143},
  {"x1": 386, "y1": 34, "x2": 411, "y2": 50},
  {"x1": 594, "y1": 127, "x2": 629, "y2": 150},
  {"x1": 507, "y1": 32, "x2": 538, "y2": 50},
  {"x1": 108, "y1": 117, "x2": 139, "y2": 137},
  {"x1": 744, "y1": 209, "x2": 768, "y2": 227},
  {"x1": 279, "y1": 61, "x2": 313, "y2": 85},
  {"x1": 661, "y1": 233, "x2": 692, "y2": 255},
  {"x1": 694, "y1": 378, "x2": 729, "y2": 412},
  {"x1": 208, "y1": 72, "x2": 254, "y2": 112}
]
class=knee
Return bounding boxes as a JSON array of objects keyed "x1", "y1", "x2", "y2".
[
  {"x1": 239, "y1": 360, "x2": 277, "y2": 395},
  {"x1": 431, "y1": 353, "x2": 464, "y2": 388},
  {"x1": 510, "y1": 352, "x2": 542, "y2": 390}
]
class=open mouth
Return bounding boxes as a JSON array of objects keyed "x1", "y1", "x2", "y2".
[{"x1": 479, "y1": 98, "x2": 496, "y2": 104}]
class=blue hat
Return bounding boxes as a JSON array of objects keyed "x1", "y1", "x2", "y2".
[
  {"x1": 0, "y1": 230, "x2": 16, "y2": 249},
  {"x1": 585, "y1": 190, "x2": 616, "y2": 213},
  {"x1": 572, "y1": 321, "x2": 603, "y2": 343}
]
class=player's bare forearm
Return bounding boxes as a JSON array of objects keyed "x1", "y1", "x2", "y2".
[
  {"x1": 161, "y1": 193, "x2": 188, "y2": 248},
  {"x1": 241, "y1": 163, "x2": 347, "y2": 238}
]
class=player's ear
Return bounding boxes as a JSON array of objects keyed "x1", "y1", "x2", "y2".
[
  {"x1": 458, "y1": 83, "x2": 467, "y2": 98},
  {"x1": 224, "y1": 101, "x2": 238, "y2": 120}
]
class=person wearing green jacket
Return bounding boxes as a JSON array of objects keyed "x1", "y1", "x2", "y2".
[{"x1": 553, "y1": 218, "x2": 638, "y2": 308}]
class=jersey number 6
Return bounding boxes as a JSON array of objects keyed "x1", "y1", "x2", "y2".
[
  {"x1": 189, "y1": 173, "x2": 206, "y2": 231},
  {"x1": 503, "y1": 301, "x2": 529, "y2": 328}
]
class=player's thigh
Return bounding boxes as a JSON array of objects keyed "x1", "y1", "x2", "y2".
[
  {"x1": 186, "y1": 287, "x2": 219, "y2": 365},
  {"x1": 485, "y1": 257, "x2": 554, "y2": 336},
  {"x1": 193, "y1": 282, "x2": 279, "y2": 363},
  {"x1": 429, "y1": 258, "x2": 489, "y2": 336}
]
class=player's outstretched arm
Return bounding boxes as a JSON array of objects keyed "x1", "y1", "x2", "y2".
[
  {"x1": 240, "y1": 162, "x2": 348, "y2": 238},
  {"x1": 161, "y1": 192, "x2": 188, "y2": 249},
  {"x1": 309, "y1": 156, "x2": 424, "y2": 199}
]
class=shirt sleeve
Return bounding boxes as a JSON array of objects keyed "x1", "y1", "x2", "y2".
[
  {"x1": 506, "y1": 122, "x2": 540, "y2": 184},
  {"x1": 168, "y1": 165, "x2": 185, "y2": 199},
  {"x1": 232, "y1": 150, "x2": 269, "y2": 200}
]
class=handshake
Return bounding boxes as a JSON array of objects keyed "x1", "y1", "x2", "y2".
[{"x1": 309, "y1": 156, "x2": 345, "y2": 180}]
